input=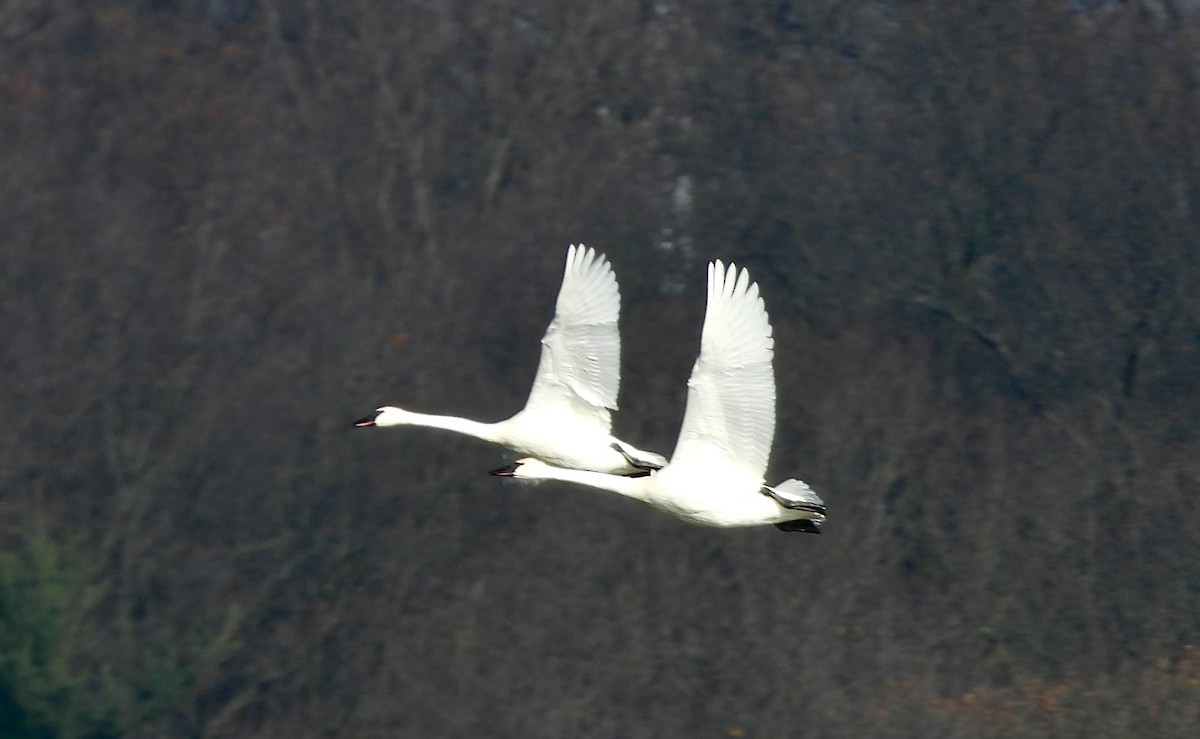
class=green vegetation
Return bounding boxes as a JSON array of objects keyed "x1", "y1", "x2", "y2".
[{"x1": 0, "y1": 534, "x2": 118, "y2": 739}]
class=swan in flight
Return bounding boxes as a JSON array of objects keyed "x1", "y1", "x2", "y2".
[
  {"x1": 491, "y1": 261, "x2": 826, "y2": 533},
  {"x1": 354, "y1": 245, "x2": 666, "y2": 476}
]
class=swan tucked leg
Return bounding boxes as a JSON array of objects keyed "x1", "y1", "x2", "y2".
[{"x1": 775, "y1": 519, "x2": 822, "y2": 534}]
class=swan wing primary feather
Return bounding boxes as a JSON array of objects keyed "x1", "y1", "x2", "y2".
[
  {"x1": 670, "y1": 260, "x2": 776, "y2": 479},
  {"x1": 523, "y1": 244, "x2": 622, "y2": 431}
]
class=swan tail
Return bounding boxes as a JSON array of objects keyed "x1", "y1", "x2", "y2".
[
  {"x1": 610, "y1": 441, "x2": 668, "y2": 474},
  {"x1": 764, "y1": 478, "x2": 826, "y2": 515}
]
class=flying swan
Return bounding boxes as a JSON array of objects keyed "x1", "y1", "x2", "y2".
[
  {"x1": 492, "y1": 260, "x2": 826, "y2": 533},
  {"x1": 354, "y1": 245, "x2": 666, "y2": 476}
]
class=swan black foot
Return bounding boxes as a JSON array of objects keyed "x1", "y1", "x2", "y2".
[
  {"x1": 775, "y1": 519, "x2": 822, "y2": 534},
  {"x1": 610, "y1": 442, "x2": 665, "y2": 477}
]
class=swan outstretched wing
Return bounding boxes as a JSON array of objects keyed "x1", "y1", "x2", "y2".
[
  {"x1": 670, "y1": 261, "x2": 776, "y2": 478},
  {"x1": 524, "y1": 245, "x2": 621, "y2": 431}
]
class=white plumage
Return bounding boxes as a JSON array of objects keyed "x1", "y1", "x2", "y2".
[
  {"x1": 355, "y1": 245, "x2": 665, "y2": 475},
  {"x1": 493, "y1": 261, "x2": 826, "y2": 532}
]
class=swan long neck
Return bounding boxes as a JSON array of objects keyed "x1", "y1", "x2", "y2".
[
  {"x1": 535, "y1": 466, "x2": 651, "y2": 502},
  {"x1": 386, "y1": 409, "x2": 504, "y2": 443}
]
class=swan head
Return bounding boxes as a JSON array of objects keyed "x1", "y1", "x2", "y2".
[
  {"x1": 353, "y1": 406, "x2": 406, "y2": 428},
  {"x1": 488, "y1": 458, "x2": 552, "y2": 478}
]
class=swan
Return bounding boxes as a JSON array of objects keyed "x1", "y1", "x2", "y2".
[
  {"x1": 491, "y1": 260, "x2": 826, "y2": 533},
  {"x1": 354, "y1": 244, "x2": 666, "y2": 475}
]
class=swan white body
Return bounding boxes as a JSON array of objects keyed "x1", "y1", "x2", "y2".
[
  {"x1": 493, "y1": 261, "x2": 826, "y2": 532},
  {"x1": 355, "y1": 245, "x2": 666, "y2": 475}
]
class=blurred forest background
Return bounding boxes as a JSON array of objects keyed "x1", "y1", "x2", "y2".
[{"x1": 2, "y1": 0, "x2": 1199, "y2": 737}]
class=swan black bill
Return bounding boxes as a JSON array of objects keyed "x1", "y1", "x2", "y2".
[
  {"x1": 353, "y1": 416, "x2": 377, "y2": 427},
  {"x1": 774, "y1": 519, "x2": 822, "y2": 534},
  {"x1": 489, "y1": 463, "x2": 520, "y2": 477}
]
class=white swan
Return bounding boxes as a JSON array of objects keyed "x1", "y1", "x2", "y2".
[
  {"x1": 491, "y1": 260, "x2": 826, "y2": 532},
  {"x1": 355, "y1": 245, "x2": 666, "y2": 475}
]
